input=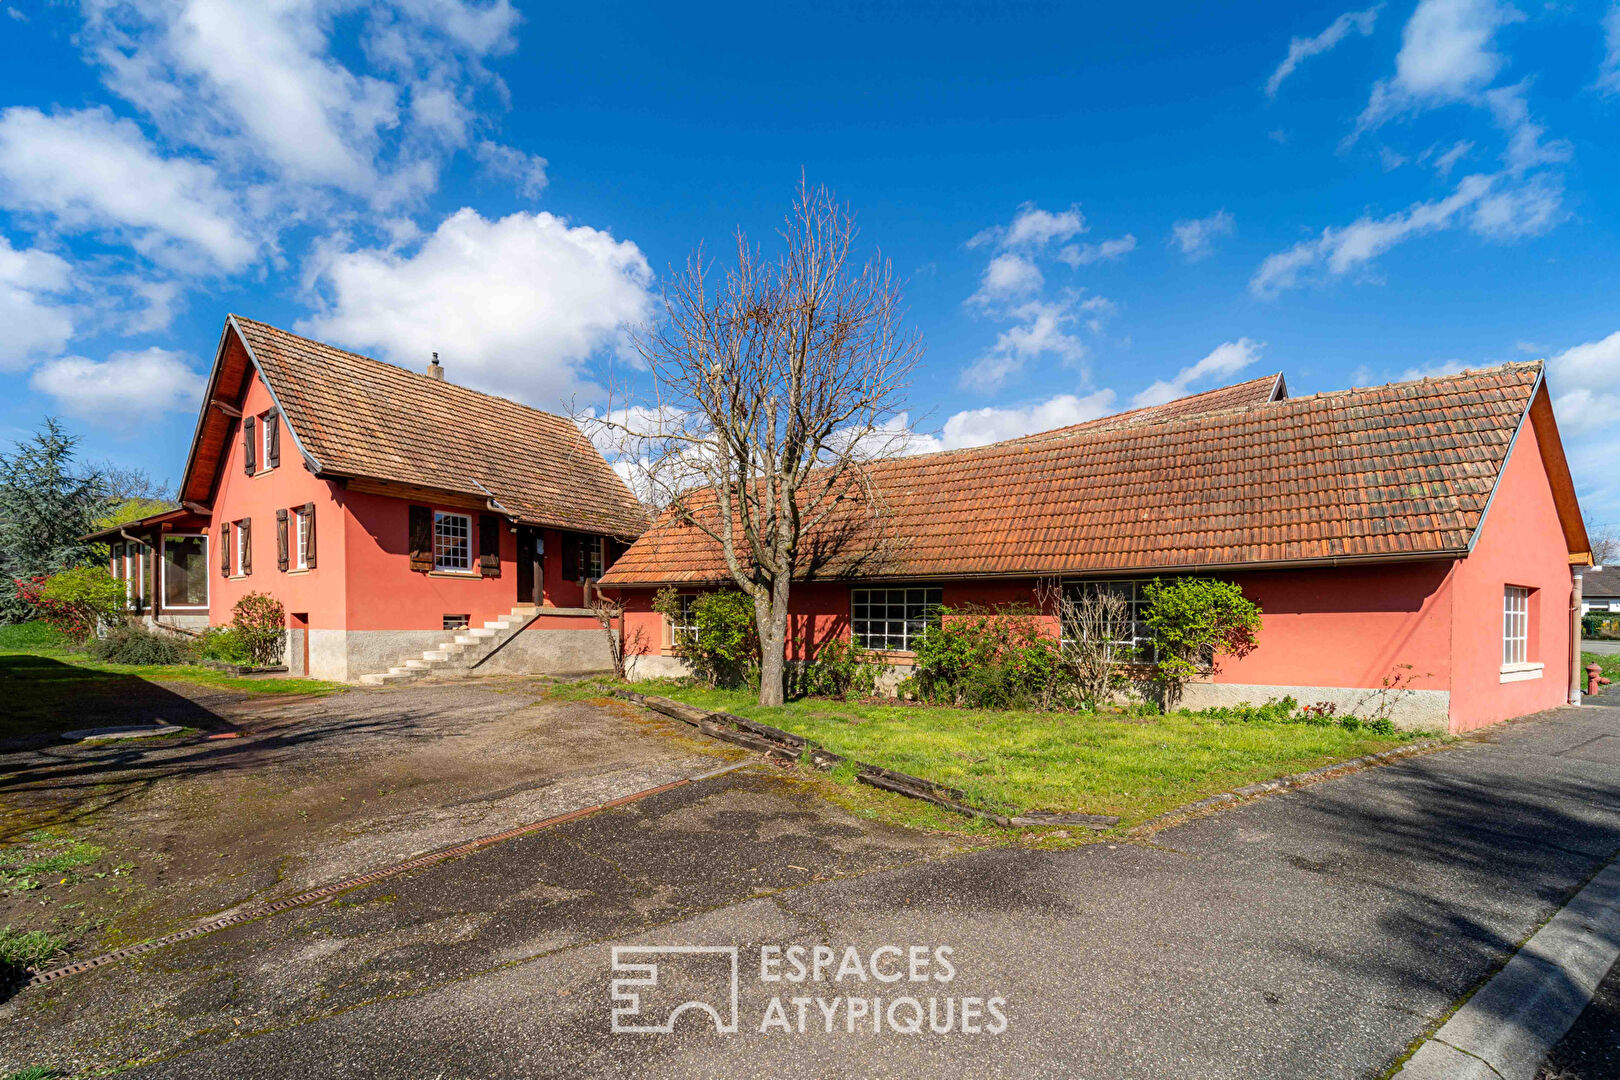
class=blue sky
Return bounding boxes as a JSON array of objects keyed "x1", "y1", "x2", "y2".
[{"x1": 0, "y1": 0, "x2": 1616, "y2": 518}]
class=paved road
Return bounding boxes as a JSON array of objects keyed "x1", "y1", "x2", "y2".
[
  {"x1": 1585, "y1": 639, "x2": 1620, "y2": 656},
  {"x1": 7, "y1": 697, "x2": 1620, "y2": 1078}
]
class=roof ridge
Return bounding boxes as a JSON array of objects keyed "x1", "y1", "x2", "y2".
[{"x1": 229, "y1": 314, "x2": 579, "y2": 430}]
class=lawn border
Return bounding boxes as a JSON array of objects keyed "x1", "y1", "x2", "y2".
[
  {"x1": 1126, "y1": 738, "x2": 1449, "y2": 836},
  {"x1": 613, "y1": 688, "x2": 1120, "y2": 830}
]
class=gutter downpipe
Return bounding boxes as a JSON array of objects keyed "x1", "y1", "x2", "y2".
[{"x1": 1572, "y1": 566, "x2": 1586, "y2": 706}]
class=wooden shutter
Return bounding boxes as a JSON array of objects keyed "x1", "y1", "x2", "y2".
[
  {"x1": 561, "y1": 532, "x2": 579, "y2": 582},
  {"x1": 303, "y1": 502, "x2": 317, "y2": 569},
  {"x1": 408, "y1": 505, "x2": 432, "y2": 571},
  {"x1": 240, "y1": 518, "x2": 252, "y2": 575},
  {"x1": 478, "y1": 514, "x2": 501, "y2": 578},
  {"x1": 219, "y1": 521, "x2": 231, "y2": 578},
  {"x1": 276, "y1": 508, "x2": 289, "y2": 571},
  {"x1": 606, "y1": 538, "x2": 629, "y2": 571},
  {"x1": 266, "y1": 410, "x2": 280, "y2": 469},
  {"x1": 242, "y1": 415, "x2": 256, "y2": 475}
]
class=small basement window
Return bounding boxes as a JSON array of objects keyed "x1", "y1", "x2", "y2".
[
  {"x1": 443, "y1": 614, "x2": 469, "y2": 631},
  {"x1": 433, "y1": 511, "x2": 471, "y2": 571}
]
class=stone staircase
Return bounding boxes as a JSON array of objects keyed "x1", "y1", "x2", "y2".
[{"x1": 358, "y1": 605, "x2": 539, "y2": 686}]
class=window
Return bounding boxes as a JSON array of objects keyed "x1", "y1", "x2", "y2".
[
  {"x1": 1504, "y1": 586, "x2": 1530, "y2": 666},
  {"x1": 850, "y1": 586, "x2": 942, "y2": 652},
  {"x1": 433, "y1": 511, "x2": 472, "y2": 571},
  {"x1": 260, "y1": 412, "x2": 275, "y2": 470},
  {"x1": 1062, "y1": 579, "x2": 1159, "y2": 663},
  {"x1": 578, "y1": 535, "x2": 603, "y2": 580},
  {"x1": 234, "y1": 520, "x2": 249, "y2": 576},
  {"x1": 162, "y1": 534, "x2": 209, "y2": 608},
  {"x1": 443, "y1": 614, "x2": 469, "y2": 631},
  {"x1": 294, "y1": 508, "x2": 309, "y2": 569},
  {"x1": 669, "y1": 593, "x2": 699, "y2": 650}
]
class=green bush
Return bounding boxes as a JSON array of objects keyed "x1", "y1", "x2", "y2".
[
  {"x1": 86, "y1": 623, "x2": 195, "y2": 665},
  {"x1": 231, "y1": 592, "x2": 285, "y2": 666},
  {"x1": 791, "y1": 637, "x2": 880, "y2": 699},
  {"x1": 1181, "y1": 696, "x2": 1398, "y2": 737},
  {"x1": 1142, "y1": 578, "x2": 1262, "y2": 706},
  {"x1": 22, "y1": 567, "x2": 128, "y2": 643},
  {"x1": 910, "y1": 604, "x2": 1073, "y2": 710},
  {"x1": 198, "y1": 626, "x2": 254, "y2": 664},
  {"x1": 653, "y1": 587, "x2": 759, "y2": 688}
]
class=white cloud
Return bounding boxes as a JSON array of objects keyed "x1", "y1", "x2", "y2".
[
  {"x1": 1396, "y1": 357, "x2": 1471, "y2": 381},
  {"x1": 1250, "y1": 171, "x2": 1561, "y2": 296},
  {"x1": 0, "y1": 237, "x2": 75, "y2": 372},
  {"x1": 1547, "y1": 330, "x2": 1620, "y2": 508},
  {"x1": 1380, "y1": 146, "x2": 1409, "y2": 171},
  {"x1": 300, "y1": 207, "x2": 655, "y2": 409},
  {"x1": 969, "y1": 202, "x2": 1087, "y2": 251},
  {"x1": 1423, "y1": 139, "x2": 1474, "y2": 175},
  {"x1": 961, "y1": 297, "x2": 1090, "y2": 392},
  {"x1": 1353, "y1": 0, "x2": 1523, "y2": 137},
  {"x1": 1266, "y1": 6, "x2": 1382, "y2": 98},
  {"x1": 30, "y1": 347, "x2": 202, "y2": 427},
  {"x1": 1057, "y1": 235, "x2": 1136, "y2": 268},
  {"x1": 1171, "y1": 210, "x2": 1235, "y2": 261},
  {"x1": 1603, "y1": 4, "x2": 1620, "y2": 93},
  {"x1": 970, "y1": 253, "x2": 1044, "y2": 304},
  {"x1": 475, "y1": 141, "x2": 549, "y2": 198},
  {"x1": 1132, "y1": 339, "x2": 1264, "y2": 408},
  {"x1": 1483, "y1": 82, "x2": 1571, "y2": 174},
  {"x1": 0, "y1": 106, "x2": 255, "y2": 270},
  {"x1": 929, "y1": 390, "x2": 1119, "y2": 451}
]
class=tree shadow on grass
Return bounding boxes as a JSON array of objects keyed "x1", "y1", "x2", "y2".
[{"x1": 0, "y1": 654, "x2": 238, "y2": 745}]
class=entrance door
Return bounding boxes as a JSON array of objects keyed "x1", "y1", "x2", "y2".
[
  {"x1": 515, "y1": 527, "x2": 544, "y2": 606},
  {"x1": 290, "y1": 612, "x2": 310, "y2": 676}
]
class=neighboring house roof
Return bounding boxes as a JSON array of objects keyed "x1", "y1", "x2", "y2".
[
  {"x1": 180, "y1": 316, "x2": 647, "y2": 538},
  {"x1": 1585, "y1": 566, "x2": 1620, "y2": 598},
  {"x1": 82, "y1": 506, "x2": 202, "y2": 543},
  {"x1": 1015, "y1": 372, "x2": 1286, "y2": 444},
  {"x1": 599, "y1": 362, "x2": 1589, "y2": 587}
]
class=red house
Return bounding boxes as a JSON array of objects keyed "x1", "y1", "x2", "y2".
[
  {"x1": 598, "y1": 363, "x2": 1594, "y2": 733},
  {"x1": 89, "y1": 315, "x2": 646, "y2": 682}
]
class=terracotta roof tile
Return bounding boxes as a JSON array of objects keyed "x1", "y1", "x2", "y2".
[
  {"x1": 232, "y1": 316, "x2": 646, "y2": 537},
  {"x1": 598, "y1": 364, "x2": 1542, "y2": 585}
]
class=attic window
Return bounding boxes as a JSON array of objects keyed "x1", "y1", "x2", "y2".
[{"x1": 260, "y1": 411, "x2": 275, "y2": 471}]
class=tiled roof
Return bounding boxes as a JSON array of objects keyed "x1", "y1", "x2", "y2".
[
  {"x1": 1586, "y1": 566, "x2": 1620, "y2": 598},
  {"x1": 1014, "y1": 372, "x2": 1285, "y2": 443},
  {"x1": 231, "y1": 316, "x2": 646, "y2": 537},
  {"x1": 598, "y1": 364, "x2": 1544, "y2": 586}
]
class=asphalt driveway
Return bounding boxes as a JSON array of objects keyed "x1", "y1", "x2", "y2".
[{"x1": 4, "y1": 691, "x2": 1620, "y2": 1078}]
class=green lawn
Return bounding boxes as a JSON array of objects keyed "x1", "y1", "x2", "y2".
[
  {"x1": 630, "y1": 682, "x2": 1420, "y2": 825},
  {"x1": 0, "y1": 623, "x2": 342, "y2": 741},
  {"x1": 1585, "y1": 652, "x2": 1620, "y2": 688}
]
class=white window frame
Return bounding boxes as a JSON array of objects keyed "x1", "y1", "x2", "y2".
[
  {"x1": 670, "y1": 593, "x2": 699, "y2": 648},
  {"x1": 234, "y1": 520, "x2": 249, "y2": 577},
  {"x1": 850, "y1": 586, "x2": 942, "y2": 653},
  {"x1": 294, "y1": 507, "x2": 309, "y2": 570},
  {"x1": 1061, "y1": 578, "x2": 1162, "y2": 664},
  {"x1": 161, "y1": 533, "x2": 210, "y2": 610},
  {"x1": 433, "y1": 511, "x2": 473, "y2": 572},
  {"x1": 1502, "y1": 585, "x2": 1533, "y2": 672},
  {"x1": 259, "y1": 411, "x2": 275, "y2": 472}
]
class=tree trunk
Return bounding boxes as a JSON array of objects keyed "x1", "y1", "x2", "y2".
[{"x1": 756, "y1": 579, "x2": 793, "y2": 706}]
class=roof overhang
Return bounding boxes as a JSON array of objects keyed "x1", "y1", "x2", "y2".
[{"x1": 81, "y1": 507, "x2": 209, "y2": 543}]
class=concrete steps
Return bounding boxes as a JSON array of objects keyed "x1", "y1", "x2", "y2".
[{"x1": 358, "y1": 606, "x2": 539, "y2": 686}]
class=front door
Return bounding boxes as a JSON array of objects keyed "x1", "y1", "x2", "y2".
[{"x1": 516, "y1": 527, "x2": 544, "y2": 606}]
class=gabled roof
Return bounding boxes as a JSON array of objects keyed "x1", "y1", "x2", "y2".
[
  {"x1": 1014, "y1": 372, "x2": 1286, "y2": 444},
  {"x1": 599, "y1": 362, "x2": 1588, "y2": 586},
  {"x1": 179, "y1": 316, "x2": 647, "y2": 538},
  {"x1": 1586, "y1": 566, "x2": 1620, "y2": 598}
]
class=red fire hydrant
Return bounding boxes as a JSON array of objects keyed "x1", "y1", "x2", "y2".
[{"x1": 1589, "y1": 662, "x2": 1612, "y2": 697}]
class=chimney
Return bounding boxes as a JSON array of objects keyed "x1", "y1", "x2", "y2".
[{"x1": 427, "y1": 351, "x2": 444, "y2": 381}]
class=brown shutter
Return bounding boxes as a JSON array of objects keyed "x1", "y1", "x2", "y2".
[
  {"x1": 266, "y1": 410, "x2": 280, "y2": 469},
  {"x1": 478, "y1": 514, "x2": 501, "y2": 578},
  {"x1": 242, "y1": 415, "x2": 256, "y2": 475},
  {"x1": 408, "y1": 505, "x2": 432, "y2": 571},
  {"x1": 220, "y1": 522, "x2": 231, "y2": 578},
  {"x1": 241, "y1": 518, "x2": 252, "y2": 575},
  {"x1": 561, "y1": 532, "x2": 579, "y2": 582},
  {"x1": 276, "y1": 508, "x2": 289, "y2": 571},
  {"x1": 606, "y1": 538, "x2": 629, "y2": 571},
  {"x1": 304, "y1": 502, "x2": 317, "y2": 569}
]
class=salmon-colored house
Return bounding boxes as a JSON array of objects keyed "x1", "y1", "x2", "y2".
[
  {"x1": 90, "y1": 316, "x2": 646, "y2": 682},
  {"x1": 599, "y1": 364, "x2": 1594, "y2": 733}
]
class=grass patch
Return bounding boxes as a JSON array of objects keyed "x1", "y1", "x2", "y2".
[
  {"x1": 0, "y1": 925, "x2": 67, "y2": 970},
  {"x1": 637, "y1": 681, "x2": 1419, "y2": 825},
  {"x1": 0, "y1": 642, "x2": 343, "y2": 741},
  {"x1": 0, "y1": 831, "x2": 104, "y2": 890},
  {"x1": 4, "y1": 1068, "x2": 65, "y2": 1080},
  {"x1": 0, "y1": 622, "x2": 67, "y2": 650},
  {"x1": 1583, "y1": 651, "x2": 1620, "y2": 686}
]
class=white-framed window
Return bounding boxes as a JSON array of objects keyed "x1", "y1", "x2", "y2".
[
  {"x1": 1504, "y1": 586, "x2": 1530, "y2": 666},
  {"x1": 162, "y1": 534, "x2": 209, "y2": 608},
  {"x1": 578, "y1": 535, "x2": 604, "y2": 580},
  {"x1": 850, "y1": 586, "x2": 942, "y2": 652},
  {"x1": 234, "y1": 520, "x2": 249, "y2": 575},
  {"x1": 433, "y1": 511, "x2": 472, "y2": 572},
  {"x1": 669, "y1": 593, "x2": 699, "y2": 649},
  {"x1": 1061, "y1": 579, "x2": 1161, "y2": 663},
  {"x1": 294, "y1": 508, "x2": 310, "y2": 570},
  {"x1": 260, "y1": 411, "x2": 275, "y2": 471}
]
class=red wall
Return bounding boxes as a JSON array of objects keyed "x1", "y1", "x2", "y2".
[
  {"x1": 210, "y1": 365, "x2": 605, "y2": 634},
  {"x1": 1445, "y1": 406, "x2": 1574, "y2": 731}
]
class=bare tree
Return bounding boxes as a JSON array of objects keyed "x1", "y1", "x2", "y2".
[
  {"x1": 589, "y1": 592, "x2": 642, "y2": 680},
  {"x1": 592, "y1": 181, "x2": 922, "y2": 705},
  {"x1": 1586, "y1": 515, "x2": 1618, "y2": 566},
  {"x1": 1041, "y1": 580, "x2": 1133, "y2": 708}
]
